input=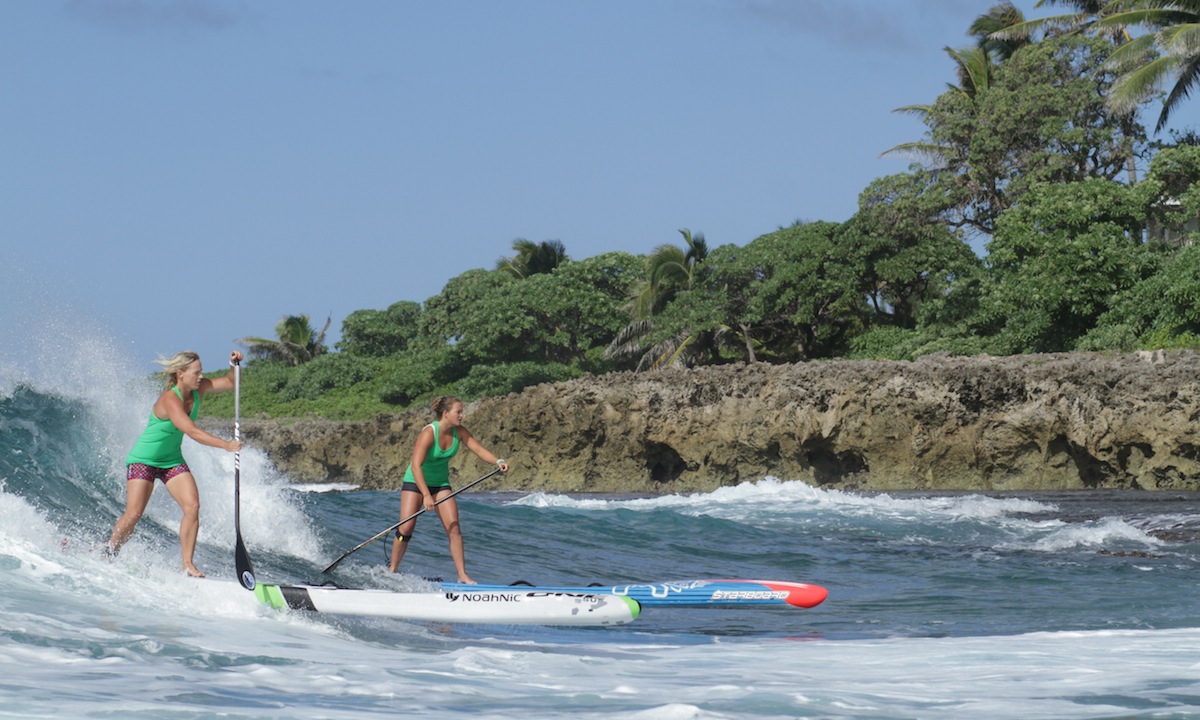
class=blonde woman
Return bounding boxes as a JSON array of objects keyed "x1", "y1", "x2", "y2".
[
  {"x1": 389, "y1": 396, "x2": 509, "y2": 583},
  {"x1": 107, "y1": 350, "x2": 244, "y2": 577}
]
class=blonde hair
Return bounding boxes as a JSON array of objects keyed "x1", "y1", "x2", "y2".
[
  {"x1": 155, "y1": 351, "x2": 200, "y2": 389},
  {"x1": 432, "y1": 395, "x2": 461, "y2": 418}
]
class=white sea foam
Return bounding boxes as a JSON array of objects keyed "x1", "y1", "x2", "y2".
[
  {"x1": 288, "y1": 482, "x2": 360, "y2": 493},
  {"x1": 1015, "y1": 516, "x2": 1162, "y2": 552},
  {"x1": 22, "y1": 621, "x2": 1194, "y2": 720},
  {"x1": 511, "y1": 476, "x2": 1057, "y2": 524},
  {"x1": 0, "y1": 490, "x2": 67, "y2": 579}
]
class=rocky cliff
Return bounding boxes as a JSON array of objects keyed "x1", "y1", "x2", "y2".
[{"x1": 231, "y1": 351, "x2": 1200, "y2": 494}]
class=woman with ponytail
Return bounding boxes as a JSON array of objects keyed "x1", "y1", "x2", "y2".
[{"x1": 389, "y1": 396, "x2": 509, "y2": 583}]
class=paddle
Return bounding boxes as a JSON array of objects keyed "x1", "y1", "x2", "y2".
[
  {"x1": 321, "y1": 467, "x2": 503, "y2": 574},
  {"x1": 232, "y1": 359, "x2": 256, "y2": 590}
]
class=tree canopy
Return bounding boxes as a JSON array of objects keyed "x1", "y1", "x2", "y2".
[{"x1": 203, "y1": 3, "x2": 1200, "y2": 421}]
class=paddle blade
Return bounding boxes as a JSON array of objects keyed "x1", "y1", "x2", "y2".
[{"x1": 235, "y1": 534, "x2": 256, "y2": 590}]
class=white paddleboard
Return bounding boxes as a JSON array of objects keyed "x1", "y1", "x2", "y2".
[{"x1": 252, "y1": 582, "x2": 640, "y2": 626}]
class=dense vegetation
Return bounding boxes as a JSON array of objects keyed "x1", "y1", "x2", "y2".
[{"x1": 205, "y1": 3, "x2": 1200, "y2": 421}]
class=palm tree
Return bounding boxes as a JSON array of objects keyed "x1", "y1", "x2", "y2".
[
  {"x1": 1100, "y1": 1, "x2": 1200, "y2": 133},
  {"x1": 882, "y1": 3, "x2": 1029, "y2": 163},
  {"x1": 630, "y1": 229, "x2": 708, "y2": 318},
  {"x1": 880, "y1": 46, "x2": 994, "y2": 164},
  {"x1": 238, "y1": 314, "x2": 331, "y2": 366},
  {"x1": 496, "y1": 239, "x2": 568, "y2": 278},
  {"x1": 615, "y1": 325, "x2": 731, "y2": 372},
  {"x1": 606, "y1": 229, "x2": 725, "y2": 370},
  {"x1": 970, "y1": 1, "x2": 1033, "y2": 61}
]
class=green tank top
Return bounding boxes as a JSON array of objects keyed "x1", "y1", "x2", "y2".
[
  {"x1": 125, "y1": 387, "x2": 200, "y2": 468},
  {"x1": 403, "y1": 421, "x2": 459, "y2": 488}
]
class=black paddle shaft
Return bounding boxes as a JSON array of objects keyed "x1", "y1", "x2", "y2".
[
  {"x1": 321, "y1": 467, "x2": 502, "y2": 574},
  {"x1": 232, "y1": 360, "x2": 256, "y2": 590}
]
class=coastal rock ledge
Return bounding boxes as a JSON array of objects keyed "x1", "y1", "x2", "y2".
[{"x1": 234, "y1": 351, "x2": 1200, "y2": 494}]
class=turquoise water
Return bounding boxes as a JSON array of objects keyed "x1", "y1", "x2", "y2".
[{"x1": 3, "y1": 365, "x2": 1200, "y2": 718}]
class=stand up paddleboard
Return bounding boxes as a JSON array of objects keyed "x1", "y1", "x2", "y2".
[
  {"x1": 441, "y1": 578, "x2": 828, "y2": 609},
  {"x1": 252, "y1": 583, "x2": 640, "y2": 626}
]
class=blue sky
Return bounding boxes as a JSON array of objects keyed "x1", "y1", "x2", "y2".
[{"x1": 2, "y1": 0, "x2": 1197, "y2": 374}]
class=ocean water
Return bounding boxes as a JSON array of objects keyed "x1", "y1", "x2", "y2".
[{"x1": 3, "y1": 361, "x2": 1200, "y2": 719}]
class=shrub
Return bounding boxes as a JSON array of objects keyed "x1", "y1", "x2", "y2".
[{"x1": 456, "y1": 362, "x2": 581, "y2": 399}]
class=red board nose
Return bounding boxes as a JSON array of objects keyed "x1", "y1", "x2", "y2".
[{"x1": 715, "y1": 579, "x2": 829, "y2": 608}]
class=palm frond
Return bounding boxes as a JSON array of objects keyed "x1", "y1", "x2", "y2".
[
  {"x1": 636, "y1": 331, "x2": 693, "y2": 371},
  {"x1": 879, "y1": 141, "x2": 952, "y2": 166},
  {"x1": 891, "y1": 104, "x2": 933, "y2": 120},
  {"x1": 1109, "y1": 53, "x2": 1178, "y2": 114},
  {"x1": 989, "y1": 14, "x2": 1077, "y2": 40},
  {"x1": 1106, "y1": 31, "x2": 1162, "y2": 69},
  {"x1": 1160, "y1": 22, "x2": 1200, "y2": 57},
  {"x1": 944, "y1": 45, "x2": 993, "y2": 96},
  {"x1": 604, "y1": 318, "x2": 654, "y2": 361},
  {"x1": 1155, "y1": 51, "x2": 1200, "y2": 131}
]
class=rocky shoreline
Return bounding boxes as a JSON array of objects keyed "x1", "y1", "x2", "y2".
[{"x1": 228, "y1": 351, "x2": 1200, "y2": 494}]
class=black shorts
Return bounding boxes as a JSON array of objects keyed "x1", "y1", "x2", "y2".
[{"x1": 401, "y1": 482, "x2": 452, "y2": 494}]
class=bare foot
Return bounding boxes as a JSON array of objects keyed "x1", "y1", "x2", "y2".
[
  {"x1": 457, "y1": 575, "x2": 475, "y2": 584},
  {"x1": 184, "y1": 564, "x2": 206, "y2": 578}
]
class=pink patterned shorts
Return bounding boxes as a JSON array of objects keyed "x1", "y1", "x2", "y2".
[{"x1": 127, "y1": 463, "x2": 191, "y2": 484}]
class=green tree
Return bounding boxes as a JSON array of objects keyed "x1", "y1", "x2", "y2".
[
  {"x1": 523, "y1": 252, "x2": 642, "y2": 368},
  {"x1": 418, "y1": 268, "x2": 512, "y2": 349},
  {"x1": 455, "y1": 361, "x2": 581, "y2": 400},
  {"x1": 1142, "y1": 143, "x2": 1200, "y2": 242},
  {"x1": 1083, "y1": 141, "x2": 1200, "y2": 350},
  {"x1": 839, "y1": 172, "x2": 981, "y2": 330},
  {"x1": 990, "y1": 0, "x2": 1142, "y2": 181},
  {"x1": 970, "y1": 178, "x2": 1155, "y2": 353},
  {"x1": 1082, "y1": 242, "x2": 1200, "y2": 349},
  {"x1": 883, "y1": 2, "x2": 1030, "y2": 163},
  {"x1": 278, "y1": 352, "x2": 385, "y2": 402},
  {"x1": 377, "y1": 345, "x2": 461, "y2": 407},
  {"x1": 408, "y1": 268, "x2": 513, "y2": 393},
  {"x1": 698, "y1": 222, "x2": 863, "y2": 362},
  {"x1": 336, "y1": 301, "x2": 422, "y2": 356},
  {"x1": 915, "y1": 35, "x2": 1146, "y2": 238},
  {"x1": 426, "y1": 254, "x2": 640, "y2": 379},
  {"x1": 238, "y1": 314, "x2": 330, "y2": 366}
]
